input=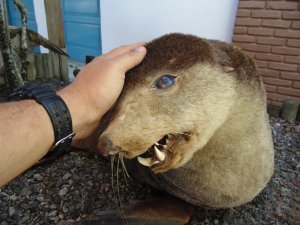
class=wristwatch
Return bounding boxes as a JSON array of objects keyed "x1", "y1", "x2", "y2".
[{"x1": 10, "y1": 83, "x2": 75, "y2": 159}]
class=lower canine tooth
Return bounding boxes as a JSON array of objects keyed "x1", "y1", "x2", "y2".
[
  {"x1": 137, "y1": 157, "x2": 152, "y2": 167},
  {"x1": 154, "y1": 146, "x2": 166, "y2": 161}
]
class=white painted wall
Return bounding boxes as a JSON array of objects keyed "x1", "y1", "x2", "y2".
[
  {"x1": 100, "y1": 0, "x2": 239, "y2": 53},
  {"x1": 33, "y1": 0, "x2": 49, "y2": 53}
]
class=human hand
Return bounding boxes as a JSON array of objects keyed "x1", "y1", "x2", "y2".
[{"x1": 58, "y1": 43, "x2": 147, "y2": 141}]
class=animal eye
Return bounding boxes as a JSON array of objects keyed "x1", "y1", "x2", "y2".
[{"x1": 154, "y1": 75, "x2": 176, "y2": 89}]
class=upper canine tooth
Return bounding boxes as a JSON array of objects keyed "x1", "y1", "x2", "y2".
[
  {"x1": 154, "y1": 146, "x2": 166, "y2": 161},
  {"x1": 137, "y1": 157, "x2": 152, "y2": 167}
]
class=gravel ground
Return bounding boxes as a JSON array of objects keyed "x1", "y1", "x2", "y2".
[{"x1": 0, "y1": 82, "x2": 299, "y2": 225}]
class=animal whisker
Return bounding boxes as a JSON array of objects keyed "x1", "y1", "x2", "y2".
[{"x1": 110, "y1": 155, "x2": 129, "y2": 225}]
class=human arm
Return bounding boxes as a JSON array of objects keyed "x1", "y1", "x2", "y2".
[{"x1": 0, "y1": 43, "x2": 147, "y2": 186}]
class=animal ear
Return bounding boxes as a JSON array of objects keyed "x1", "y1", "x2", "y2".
[{"x1": 210, "y1": 40, "x2": 258, "y2": 79}]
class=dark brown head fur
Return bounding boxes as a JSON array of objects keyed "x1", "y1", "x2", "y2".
[{"x1": 125, "y1": 33, "x2": 259, "y2": 92}]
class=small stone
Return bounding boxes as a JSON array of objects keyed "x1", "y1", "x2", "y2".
[
  {"x1": 62, "y1": 173, "x2": 72, "y2": 180},
  {"x1": 9, "y1": 194, "x2": 17, "y2": 201},
  {"x1": 59, "y1": 187, "x2": 68, "y2": 197},
  {"x1": 214, "y1": 219, "x2": 219, "y2": 224},
  {"x1": 62, "y1": 205, "x2": 68, "y2": 213},
  {"x1": 50, "y1": 204, "x2": 57, "y2": 209},
  {"x1": 1, "y1": 222, "x2": 9, "y2": 225},
  {"x1": 36, "y1": 196, "x2": 44, "y2": 202},
  {"x1": 19, "y1": 215, "x2": 30, "y2": 223},
  {"x1": 8, "y1": 206, "x2": 15, "y2": 216},
  {"x1": 33, "y1": 174, "x2": 43, "y2": 181},
  {"x1": 20, "y1": 186, "x2": 31, "y2": 196},
  {"x1": 48, "y1": 210, "x2": 57, "y2": 217}
]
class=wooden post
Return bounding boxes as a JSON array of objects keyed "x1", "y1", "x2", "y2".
[
  {"x1": 34, "y1": 54, "x2": 44, "y2": 78},
  {"x1": 44, "y1": 0, "x2": 65, "y2": 48},
  {"x1": 280, "y1": 99, "x2": 300, "y2": 121},
  {"x1": 42, "y1": 54, "x2": 50, "y2": 78},
  {"x1": 267, "y1": 105, "x2": 281, "y2": 118},
  {"x1": 51, "y1": 51, "x2": 60, "y2": 80},
  {"x1": 47, "y1": 53, "x2": 54, "y2": 78},
  {"x1": 26, "y1": 54, "x2": 36, "y2": 81},
  {"x1": 59, "y1": 48, "x2": 69, "y2": 82}
]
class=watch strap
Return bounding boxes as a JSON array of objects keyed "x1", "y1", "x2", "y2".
[{"x1": 10, "y1": 83, "x2": 74, "y2": 153}]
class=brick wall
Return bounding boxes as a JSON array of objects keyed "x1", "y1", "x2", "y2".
[{"x1": 232, "y1": 0, "x2": 300, "y2": 106}]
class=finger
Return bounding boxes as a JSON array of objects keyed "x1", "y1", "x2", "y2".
[
  {"x1": 93, "y1": 42, "x2": 146, "y2": 63},
  {"x1": 113, "y1": 46, "x2": 147, "y2": 72}
]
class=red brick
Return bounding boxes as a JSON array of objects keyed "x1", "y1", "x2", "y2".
[
  {"x1": 272, "y1": 46, "x2": 300, "y2": 56},
  {"x1": 256, "y1": 37, "x2": 286, "y2": 46},
  {"x1": 238, "y1": 43, "x2": 271, "y2": 52},
  {"x1": 287, "y1": 39, "x2": 300, "y2": 47},
  {"x1": 283, "y1": 12, "x2": 300, "y2": 20},
  {"x1": 258, "y1": 69, "x2": 280, "y2": 77},
  {"x1": 267, "y1": 99, "x2": 282, "y2": 107},
  {"x1": 256, "y1": 53, "x2": 283, "y2": 62},
  {"x1": 255, "y1": 60, "x2": 269, "y2": 68},
  {"x1": 234, "y1": 27, "x2": 247, "y2": 34},
  {"x1": 267, "y1": 93, "x2": 288, "y2": 102},
  {"x1": 239, "y1": 1, "x2": 265, "y2": 9},
  {"x1": 263, "y1": 77, "x2": 292, "y2": 86},
  {"x1": 278, "y1": 87, "x2": 300, "y2": 97},
  {"x1": 235, "y1": 18, "x2": 261, "y2": 26},
  {"x1": 292, "y1": 21, "x2": 300, "y2": 29},
  {"x1": 237, "y1": 10, "x2": 251, "y2": 17},
  {"x1": 233, "y1": 35, "x2": 256, "y2": 43},
  {"x1": 265, "y1": 84, "x2": 277, "y2": 92},
  {"x1": 294, "y1": 82, "x2": 300, "y2": 89},
  {"x1": 275, "y1": 29, "x2": 300, "y2": 38},
  {"x1": 281, "y1": 72, "x2": 300, "y2": 81},
  {"x1": 285, "y1": 56, "x2": 300, "y2": 64},
  {"x1": 262, "y1": 19, "x2": 291, "y2": 28},
  {"x1": 248, "y1": 28, "x2": 274, "y2": 36},
  {"x1": 269, "y1": 62, "x2": 298, "y2": 71},
  {"x1": 244, "y1": 51, "x2": 256, "y2": 59},
  {"x1": 252, "y1": 10, "x2": 281, "y2": 19},
  {"x1": 267, "y1": 1, "x2": 298, "y2": 10}
]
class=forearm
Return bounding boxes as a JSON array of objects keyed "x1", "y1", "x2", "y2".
[
  {"x1": 0, "y1": 100, "x2": 54, "y2": 186},
  {"x1": 0, "y1": 87, "x2": 102, "y2": 186}
]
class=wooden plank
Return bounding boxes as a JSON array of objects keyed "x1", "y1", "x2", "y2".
[
  {"x1": 42, "y1": 54, "x2": 50, "y2": 78},
  {"x1": 47, "y1": 53, "x2": 54, "y2": 78},
  {"x1": 26, "y1": 54, "x2": 36, "y2": 81},
  {"x1": 59, "y1": 48, "x2": 69, "y2": 82},
  {"x1": 51, "y1": 52, "x2": 60, "y2": 80},
  {"x1": 44, "y1": 0, "x2": 65, "y2": 48},
  {"x1": 34, "y1": 54, "x2": 44, "y2": 78}
]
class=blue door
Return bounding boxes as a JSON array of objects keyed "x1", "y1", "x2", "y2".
[
  {"x1": 62, "y1": 0, "x2": 102, "y2": 62},
  {"x1": 7, "y1": 0, "x2": 38, "y2": 32}
]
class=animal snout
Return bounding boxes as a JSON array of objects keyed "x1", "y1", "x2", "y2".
[{"x1": 97, "y1": 136, "x2": 114, "y2": 155}]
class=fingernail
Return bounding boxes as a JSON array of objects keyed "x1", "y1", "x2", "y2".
[{"x1": 134, "y1": 46, "x2": 146, "y2": 53}]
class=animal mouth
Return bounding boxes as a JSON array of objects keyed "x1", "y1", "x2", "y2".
[{"x1": 136, "y1": 132, "x2": 191, "y2": 172}]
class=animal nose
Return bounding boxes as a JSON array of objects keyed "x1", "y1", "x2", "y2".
[{"x1": 97, "y1": 136, "x2": 113, "y2": 156}]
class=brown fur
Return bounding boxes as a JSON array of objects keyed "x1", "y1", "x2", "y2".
[{"x1": 97, "y1": 33, "x2": 274, "y2": 208}]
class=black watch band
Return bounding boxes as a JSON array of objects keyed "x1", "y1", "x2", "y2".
[{"x1": 10, "y1": 83, "x2": 75, "y2": 155}]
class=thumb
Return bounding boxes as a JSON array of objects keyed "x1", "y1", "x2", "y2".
[{"x1": 114, "y1": 46, "x2": 147, "y2": 72}]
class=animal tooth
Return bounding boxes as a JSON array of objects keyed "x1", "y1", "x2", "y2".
[
  {"x1": 154, "y1": 146, "x2": 166, "y2": 161},
  {"x1": 137, "y1": 157, "x2": 152, "y2": 167},
  {"x1": 166, "y1": 139, "x2": 169, "y2": 144},
  {"x1": 152, "y1": 161, "x2": 160, "y2": 165},
  {"x1": 155, "y1": 142, "x2": 160, "y2": 146},
  {"x1": 162, "y1": 145, "x2": 167, "y2": 149}
]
